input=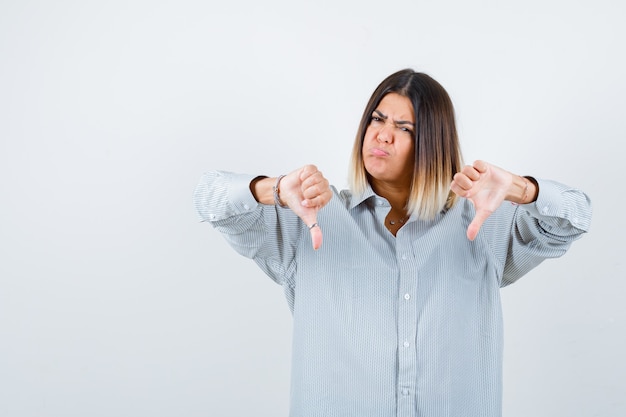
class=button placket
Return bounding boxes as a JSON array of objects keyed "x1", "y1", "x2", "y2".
[{"x1": 396, "y1": 233, "x2": 417, "y2": 414}]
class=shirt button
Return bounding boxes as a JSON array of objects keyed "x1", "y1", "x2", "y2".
[
  {"x1": 402, "y1": 389, "x2": 410, "y2": 396},
  {"x1": 243, "y1": 203, "x2": 250, "y2": 210},
  {"x1": 209, "y1": 214, "x2": 216, "y2": 220},
  {"x1": 403, "y1": 341, "x2": 410, "y2": 348},
  {"x1": 401, "y1": 254, "x2": 407, "y2": 260},
  {"x1": 541, "y1": 206, "x2": 549, "y2": 215},
  {"x1": 404, "y1": 293, "x2": 411, "y2": 300}
]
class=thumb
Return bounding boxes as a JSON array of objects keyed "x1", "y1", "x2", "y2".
[
  {"x1": 301, "y1": 211, "x2": 323, "y2": 250},
  {"x1": 466, "y1": 208, "x2": 490, "y2": 241}
]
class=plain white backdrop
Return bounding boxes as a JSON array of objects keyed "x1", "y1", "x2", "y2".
[{"x1": 1, "y1": 1, "x2": 624, "y2": 416}]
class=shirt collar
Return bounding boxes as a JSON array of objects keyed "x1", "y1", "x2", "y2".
[
  {"x1": 345, "y1": 184, "x2": 453, "y2": 221},
  {"x1": 347, "y1": 184, "x2": 388, "y2": 211}
]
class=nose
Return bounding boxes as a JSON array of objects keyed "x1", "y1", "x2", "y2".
[{"x1": 377, "y1": 123, "x2": 393, "y2": 143}]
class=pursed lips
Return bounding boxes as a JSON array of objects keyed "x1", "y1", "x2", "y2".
[{"x1": 370, "y1": 147, "x2": 389, "y2": 157}]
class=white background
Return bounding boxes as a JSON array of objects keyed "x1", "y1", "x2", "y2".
[{"x1": 1, "y1": 1, "x2": 624, "y2": 416}]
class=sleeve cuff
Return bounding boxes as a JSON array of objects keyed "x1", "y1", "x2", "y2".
[
  {"x1": 522, "y1": 179, "x2": 563, "y2": 219},
  {"x1": 227, "y1": 173, "x2": 263, "y2": 214},
  {"x1": 520, "y1": 179, "x2": 592, "y2": 231}
]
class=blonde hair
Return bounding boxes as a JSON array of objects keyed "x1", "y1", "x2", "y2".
[{"x1": 348, "y1": 69, "x2": 463, "y2": 220}]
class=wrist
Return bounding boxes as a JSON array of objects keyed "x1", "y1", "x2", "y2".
[
  {"x1": 273, "y1": 175, "x2": 288, "y2": 207},
  {"x1": 507, "y1": 175, "x2": 538, "y2": 204},
  {"x1": 250, "y1": 176, "x2": 274, "y2": 205}
]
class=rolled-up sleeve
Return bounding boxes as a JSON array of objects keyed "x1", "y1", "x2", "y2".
[
  {"x1": 500, "y1": 179, "x2": 592, "y2": 286},
  {"x1": 523, "y1": 179, "x2": 592, "y2": 235},
  {"x1": 193, "y1": 170, "x2": 302, "y2": 287},
  {"x1": 194, "y1": 171, "x2": 259, "y2": 223}
]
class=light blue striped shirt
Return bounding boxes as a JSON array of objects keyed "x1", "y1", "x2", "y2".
[{"x1": 194, "y1": 171, "x2": 592, "y2": 417}]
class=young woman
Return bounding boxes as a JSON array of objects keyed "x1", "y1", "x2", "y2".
[{"x1": 194, "y1": 69, "x2": 592, "y2": 417}]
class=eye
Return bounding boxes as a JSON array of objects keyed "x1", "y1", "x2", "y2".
[{"x1": 370, "y1": 116, "x2": 382, "y2": 123}]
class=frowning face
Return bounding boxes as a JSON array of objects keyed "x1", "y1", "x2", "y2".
[{"x1": 362, "y1": 93, "x2": 415, "y2": 189}]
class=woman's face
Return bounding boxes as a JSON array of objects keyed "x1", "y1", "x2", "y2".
[{"x1": 362, "y1": 93, "x2": 415, "y2": 188}]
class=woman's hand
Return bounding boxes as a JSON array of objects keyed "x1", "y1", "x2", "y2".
[
  {"x1": 277, "y1": 165, "x2": 333, "y2": 250},
  {"x1": 451, "y1": 160, "x2": 536, "y2": 241}
]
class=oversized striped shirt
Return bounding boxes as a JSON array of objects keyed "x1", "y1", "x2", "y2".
[{"x1": 193, "y1": 171, "x2": 592, "y2": 417}]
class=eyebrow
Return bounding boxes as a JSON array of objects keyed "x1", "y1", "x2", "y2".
[{"x1": 373, "y1": 109, "x2": 415, "y2": 127}]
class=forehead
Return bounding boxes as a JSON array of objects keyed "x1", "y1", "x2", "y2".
[{"x1": 376, "y1": 93, "x2": 415, "y2": 120}]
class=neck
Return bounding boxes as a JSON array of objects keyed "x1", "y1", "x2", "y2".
[
  {"x1": 371, "y1": 179, "x2": 411, "y2": 236},
  {"x1": 370, "y1": 178, "x2": 410, "y2": 211}
]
